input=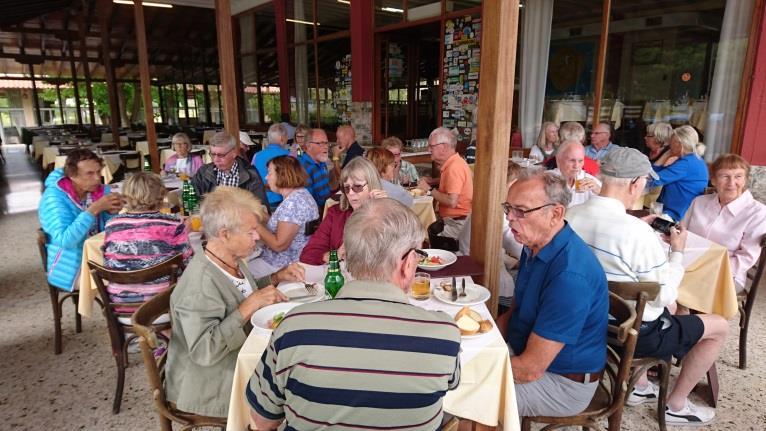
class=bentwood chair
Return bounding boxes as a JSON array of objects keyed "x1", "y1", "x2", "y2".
[
  {"x1": 521, "y1": 292, "x2": 639, "y2": 431},
  {"x1": 132, "y1": 286, "x2": 227, "y2": 431},
  {"x1": 608, "y1": 281, "x2": 667, "y2": 431},
  {"x1": 119, "y1": 152, "x2": 142, "y2": 173},
  {"x1": 738, "y1": 235, "x2": 766, "y2": 369},
  {"x1": 36, "y1": 229, "x2": 83, "y2": 354},
  {"x1": 88, "y1": 255, "x2": 183, "y2": 414}
]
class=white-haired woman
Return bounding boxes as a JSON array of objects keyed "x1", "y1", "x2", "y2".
[
  {"x1": 163, "y1": 132, "x2": 203, "y2": 176},
  {"x1": 165, "y1": 187, "x2": 303, "y2": 419},
  {"x1": 299, "y1": 157, "x2": 387, "y2": 265},
  {"x1": 529, "y1": 122, "x2": 559, "y2": 163},
  {"x1": 647, "y1": 125, "x2": 709, "y2": 221},
  {"x1": 645, "y1": 122, "x2": 673, "y2": 165}
]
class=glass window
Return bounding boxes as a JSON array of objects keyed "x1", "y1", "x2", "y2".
[
  {"x1": 317, "y1": 37, "x2": 351, "y2": 128},
  {"x1": 255, "y1": 4, "x2": 277, "y2": 50},
  {"x1": 239, "y1": 13, "x2": 255, "y2": 54}
]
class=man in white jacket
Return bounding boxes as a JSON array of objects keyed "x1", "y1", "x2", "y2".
[{"x1": 567, "y1": 147, "x2": 727, "y2": 426}]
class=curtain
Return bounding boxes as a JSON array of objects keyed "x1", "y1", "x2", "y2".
[
  {"x1": 705, "y1": 0, "x2": 755, "y2": 161},
  {"x1": 519, "y1": 0, "x2": 554, "y2": 149}
]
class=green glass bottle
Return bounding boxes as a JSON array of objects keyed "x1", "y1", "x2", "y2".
[
  {"x1": 143, "y1": 156, "x2": 151, "y2": 172},
  {"x1": 181, "y1": 179, "x2": 191, "y2": 216},
  {"x1": 324, "y1": 249, "x2": 345, "y2": 298}
]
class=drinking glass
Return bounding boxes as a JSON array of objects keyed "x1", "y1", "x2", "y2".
[
  {"x1": 650, "y1": 202, "x2": 664, "y2": 216},
  {"x1": 410, "y1": 272, "x2": 431, "y2": 300},
  {"x1": 512, "y1": 150, "x2": 523, "y2": 160}
]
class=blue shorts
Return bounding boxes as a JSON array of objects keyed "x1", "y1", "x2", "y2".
[{"x1": 634, "y1": 308, "x2": 704, "y2": 361}]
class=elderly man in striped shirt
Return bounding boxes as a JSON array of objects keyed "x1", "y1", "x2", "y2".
[
  {"x1": 567, "y1": 147, "x2": 728, "y2": 426},
  {"x1": 246, "y1": 198, "x2": 461, "y2": 430}
]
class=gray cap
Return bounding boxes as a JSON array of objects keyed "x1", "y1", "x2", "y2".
[{"x1": 600, "y1": 147, "x2": 659, "y2": 180}]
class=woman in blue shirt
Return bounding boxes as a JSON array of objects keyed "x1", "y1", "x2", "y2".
[{"x1": 648, "y1": 125, "x2": 708, "y2": 221}]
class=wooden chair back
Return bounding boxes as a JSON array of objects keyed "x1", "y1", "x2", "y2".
[
  {"x1": 36, "y1": 229, "x2": 48, "y2": 271},
  {"x1": 120, "y1": 152, "x2": 142, "y2": 171},
  {"x1": 133, "y1": 286, "x2": 227, "y2": 430},
  {"x1": 739, "y1": 235, "x2": 766, "y2": 369}
]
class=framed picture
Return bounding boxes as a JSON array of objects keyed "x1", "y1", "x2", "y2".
[{"x1": 632, "y1": 40, "x2": 663, "y2": 65}]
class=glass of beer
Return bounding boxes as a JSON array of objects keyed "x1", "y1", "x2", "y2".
[
  {"x1": 411, "y1": 272, "x2": 431, "y2": 300},
  {"x1": 190, "y1": 212, "x2": 203, "y2": 232}
]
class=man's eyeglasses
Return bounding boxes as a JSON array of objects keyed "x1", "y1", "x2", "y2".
[
  {"x1": 645, "y1": 134, "x2": 655, "y2": 138},
  {"x1": 428, "y1": 142, "x2": 446, "y2": 150},
  {"x1": 309, "y1": 141, "x2": 329, "y2": 146},
  {"x1": 342, "y1": 183, "x2": 368, "y2": 194},
  {"x1": 401, "y1": 248, "x2": 428, "y2": 261},
  {"x1": 630, "y1": 176, "x2": 648, "y2": 185},
  {"x1": 501, "y1": 202, "x2": 556, "y2": 218},
  {"x1": 210, "y1": 148, "x2": 234, "y2": 159}
]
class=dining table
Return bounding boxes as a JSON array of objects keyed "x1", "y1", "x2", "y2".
[
  {"x1": 677, "y1": 230, "x2": 738, "y2": 319},
  {"x1": 224, "y1": 264, "x2": 520, "y2": 431}
]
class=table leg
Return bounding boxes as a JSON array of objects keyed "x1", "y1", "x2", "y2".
[{"x1": 471, "y1": 422, "x2": 496, "y2": 431}]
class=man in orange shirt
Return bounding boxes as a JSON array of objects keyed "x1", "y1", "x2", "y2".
[{"x1": 417, "y1": 127, "x2": 473, "y2": 249}]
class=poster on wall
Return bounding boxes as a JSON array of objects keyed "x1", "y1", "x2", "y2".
[
  {"x1": 441, "y1": 15, "x2": 481, "y2": 147},
  {"x1": 333, "y1": 54, "x2": 353, "y2": 124}
]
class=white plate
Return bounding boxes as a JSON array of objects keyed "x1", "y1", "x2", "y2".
[
  {"x1": 278, "y1": 282, "x2": 325, "y2": 303},
  {"x1": 417, "y1": 249, "x2": 458, "y2": 271},
  {"x1": 250, "y1": 302, "x2": 301, "y2": 337},
  {"x1": 433, "y1": 283, "x2": 491, "y2": 306}
]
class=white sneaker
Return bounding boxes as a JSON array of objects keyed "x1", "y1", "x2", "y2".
[
  {"x1": 626, "y1": 381, "x2": 659, "y2": 406},
  {"x1": 665, "y1": 399, "x2": 715, "y2": 426}
]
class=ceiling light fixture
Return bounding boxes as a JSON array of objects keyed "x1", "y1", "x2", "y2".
[
  {"x1": 113, "y1": 0, "x2": 173, "y2": 8},
  {"x1": 381, "y1": 7, "x2": 404, "y2": 13},
  {"x1": 286, "y1": 18, "x2": 319, "y2": 26},
  {"x1": 337, "y1": 0, "x2": 350, "y2": 4}
]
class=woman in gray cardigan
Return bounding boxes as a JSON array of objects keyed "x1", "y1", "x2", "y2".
[{"x1": 165, "y1": 187, "x2": 304, "y2": 418}]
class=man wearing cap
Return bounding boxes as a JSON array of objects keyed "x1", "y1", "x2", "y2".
[{"x1": 566, "y1": 147, "x2": 728, "y2": 426}]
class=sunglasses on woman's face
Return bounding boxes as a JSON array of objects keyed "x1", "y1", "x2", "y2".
[{"x1": 342, "y1": 183, "x2": 368, "y2": 194}]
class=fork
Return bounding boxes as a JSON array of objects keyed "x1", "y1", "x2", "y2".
[
  {"x1": 459, "y1": 278, "x2": 467, "y2": 298},
  {"x1": 304, "y1": 283, "x2": 317, "y2": 295}
]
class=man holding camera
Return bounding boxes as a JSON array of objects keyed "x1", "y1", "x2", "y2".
[{"x1": 567, "y1": 147, "x2": 727, "y2": 426}]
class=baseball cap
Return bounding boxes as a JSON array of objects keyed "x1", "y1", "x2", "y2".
[{"x1": 600, "y1": 147, "x2": 659, "y2": 180}]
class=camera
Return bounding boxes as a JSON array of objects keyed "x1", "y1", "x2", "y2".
[{"x1": 650, "y1": 218, "x2": 678, "y2": 236}]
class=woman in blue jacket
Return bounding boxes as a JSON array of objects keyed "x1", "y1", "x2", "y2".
[
  {"x1": 647, "y1": 125, "x2": 709, "y2": 221},
  {"x1": 38, "y1": 149, "x2": 124, "y2": 291}
]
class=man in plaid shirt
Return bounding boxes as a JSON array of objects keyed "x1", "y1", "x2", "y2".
[{"x1": 191, "y1": 132, "x2": 267, "y2": 207}]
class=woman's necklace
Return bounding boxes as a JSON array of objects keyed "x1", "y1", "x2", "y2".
[{"x1": 204, "y1": 246, "x2": 243, "y2": 278}]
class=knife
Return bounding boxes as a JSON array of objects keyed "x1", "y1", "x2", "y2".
[
  {"x1": 451, "y1": 276, "x2": 458, "y2": 302},
  {"x1": 288, "y1": 293, "x2": 316, "y2": 301}
]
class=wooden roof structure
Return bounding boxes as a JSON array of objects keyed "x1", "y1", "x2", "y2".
[{"x1": 0, "y1": 0, "x2": 218, "y2": 84}]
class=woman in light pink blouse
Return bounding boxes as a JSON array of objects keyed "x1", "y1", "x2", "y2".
[{"x1": 682, "y1": 154, "x2": 766, "y2": 292}]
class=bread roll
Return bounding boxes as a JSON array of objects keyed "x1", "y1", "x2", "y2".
[{"x1": 457, "y1": 315, "x2": 480, "y2": 335}]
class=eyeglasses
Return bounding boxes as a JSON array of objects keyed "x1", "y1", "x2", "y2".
[
  {"x1": 401, "y1": 248, "x2": 428, "y2": 261},
  {"x1": 296, "y1": 134, "x2": 305, "y2": 139},
  {"x1": 591, "y1": 131, "x2": 609, "y2": 135},
  {"x1": 630, "y1": 176, "x2": 648, "y2": 185},
  {"x1": 427, "y1": 142, "x2": 446, "y2": 150},
  {"x1": 501, "y1": 202, "x2": 556, "y2": 218},
  {"x1": 308, "y1": 141, "x2": 329, "y2": 146},
  {"x1": 210, "y1": 148, "x2": 234, "y2": 158},
  {"x1": 342, "y1": 183, "x2": 368, "y2": 194},
  {"x1": 645, "y1": 134, "x2": 655, "y2": 138}
]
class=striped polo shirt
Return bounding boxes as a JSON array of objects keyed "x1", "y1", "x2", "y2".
[
  {"x1": 298, "y1": 152, "x2": 331, "y2": 208},
  {"x1": 246, "y1": 280, "x2": 461, "y2": 430}
]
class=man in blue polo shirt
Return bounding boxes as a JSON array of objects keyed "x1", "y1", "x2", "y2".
[
  {"x1": 504, "y1": 170, "x2": 608, "y2": 418},
  {"x1": 585, "y1": 122, "x2": 619, "y2": 161},
  {"x1": 298, "y1": 128, "x2": 332, "y2": 208},
  {"x1": 252, "y1": 123, "x2": 290, "y2": 209}
]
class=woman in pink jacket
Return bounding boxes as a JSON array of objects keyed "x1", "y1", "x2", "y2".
[{"x1": 163, "y1": 132, "x2": 203, "y2": 176}]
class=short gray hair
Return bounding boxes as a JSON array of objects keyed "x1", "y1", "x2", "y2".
[
  {"x1": 200, "y1": 186, "x2": 266, "y2": 239},
  {"x1": 673, "y1": 125, "x2": 700, "y2": 156},
  {"x1": 429, "y1": 127, "x2": 457, "y2": 149},
  {"x1": 559, "y1": 121, "x2": 585, "y2": 144},
  {"x1": 344, "y1": 198, "x2": 424, "y2": 281},
  {"x1": 171, "y1": 132, "x2": 192, "y2": 150},
  {"x1": 339, "y1": 157, "x2": 383, "y2": 211},
  {"x1": 647, "y1": 122, "x2": 673, "y2": 145},
  {"x1": 555, "y1": 139, "x2": 584, "y2": 160},
  {"x1": 516, "y1": 169, "x2": 571, "y2": 208},
  {"x1": 267, "y1": 123, "x2": 287, "y2": 145},
  {"x1": 209, "y1": 132, "x2": 237, "y2": 152}
]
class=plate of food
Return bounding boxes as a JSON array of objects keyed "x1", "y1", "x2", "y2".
[
  {"x1": 417, "y1": 249, "x2": 457, "y2": 271},
  {"x1": 250, "y1": 302, "x2": 301, "y2": 337},
  {"x1": 433, "y1": 279, "x2": 490, "y2": 306},
  {"x1": 409, "y1": 188, "x2": 426, "y2": 197},
  {"x1": 454, "y1": 306, "x2": 494, "y2": 338},
  {"x1": 278, "y1": 282, "x2": 325, "y2": 303}
]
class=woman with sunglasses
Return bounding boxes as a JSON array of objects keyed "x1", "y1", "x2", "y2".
[{"x1": 299, "y1": 158, "x2": 387, "y2": 265}]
